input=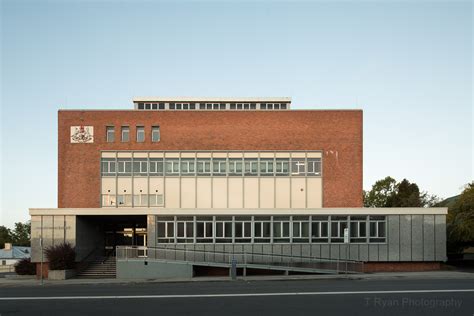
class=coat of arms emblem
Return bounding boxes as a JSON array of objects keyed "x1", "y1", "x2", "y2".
[{"x1": 70, "y1": 125, "x2": 94, "y2": 143}]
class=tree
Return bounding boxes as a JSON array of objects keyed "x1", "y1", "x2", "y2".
[
  {"x1": 0, "y1": 226, "x2": 12, "y2": 249},
  {"x1": 11, "y1": 222, "x2": 31, "y2": 247},
  {"x1": 447, "y1": 182, "x2": 474, "y2": 253},
  {"x1": 364, "y1": 177, "x2": 440, "y2": 208},
  {"x1": 364, "y1": 176, "x2": 397, "y2": 207}
]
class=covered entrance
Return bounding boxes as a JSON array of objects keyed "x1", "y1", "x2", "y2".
[{"x1": 77, "y1": 215, "x2": 147, "y2": 258}]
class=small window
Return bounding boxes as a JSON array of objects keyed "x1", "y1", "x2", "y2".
[
  {"x1": 137, "y1": 103, "x2": 144, "y2": 110},
  {"x1": 121, "y1": 126, "x2": 129, "y2": 142},
  {"x1": 237, "y1": 104, "x2": 243, "y2": 110},
  {"x1": 230, "y1": 104, "x2": 236, "y2": 109},
  {"x1": 190, "y1": 104, "x2": 196, "y2": 109},
  {"x1": 176, "y1": 104, "x2": 182, "y2": 110},
  {"x1": 220, "y1": 104, "x2": 226, "y2": 110},
  {"x1": 281, "y1": 104, "x2": 287, "y2": 109},
  {"x1": 106, "y1": 126, "x2": 115, "y2": 142},
  {"x1": 152, "y1": 103, "x2": 158, "y2": 110},
  {"x1": 136, "y1": 126, "x2": 145, "y2": 142},
  {"x1": 145, "y1": 103, "x2": 151, "y2": 110},
  {"x1": 199, "y1": 104, "x2": 206, "y2": 109},
  {"x1": 250, "y1": 104, "x2": 256, "y2": 109},
  {"x1": 244, "y1": 103, "x2": 250, "y2": 109},
  {"x1": 183, "y1": 103, "x2": 189, "y2": 110},
  {"x1": 260, "y1": 104, "x2": 267, "y2": 110},
  {"x1": 159, "y1": 103, "x2": 165, "y2": 110},
  {"x1": 152, "y1": 126, "x2": 160, "y2": 142},
  {"x1": 169, "y1": 104, "x2": 176, "y2": 110}
]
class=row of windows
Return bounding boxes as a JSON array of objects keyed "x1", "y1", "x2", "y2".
[
  {"x1": 102, "y1": 194, "x2": 163, "y2": 207},
  {"x1": 101, "y1": 157, "x2": 322, "y2": 177},
  {"x1": 136, "y1": 102, "x2": 289, "y2": 111},
  {"x1": 156, "y1": 215, "x2": 387, "y2": 244},
  {"x1": 106, "y1": 126, "x2": 160, "y2": 143}
]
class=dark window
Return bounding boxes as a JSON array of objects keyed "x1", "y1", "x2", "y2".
[
  {"x1": 169, "y1": 104, "x2": 175, "y2": 110},
  {"x1": 152, "y1": 103, "x2": 158, "y2": 110},
  {"x1": 159, "y1": 103, "x2": 165, "y2": 110},
  {"x1": 138, "y1": 103, "x2": 144, "y2": 110},
  {"x1": 250, "y1": 104, "x2": 256, "y2": 109},
  {"x1": 106, "y1": 126, "x2": 115, "y2": 142},
  {"x1": 260, "y1": 104, "x2": 267, "y2": 110}
]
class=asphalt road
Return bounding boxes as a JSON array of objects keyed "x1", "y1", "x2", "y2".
[{"x1": 1, "y1": 278, "x2": 473, "y2": 316}]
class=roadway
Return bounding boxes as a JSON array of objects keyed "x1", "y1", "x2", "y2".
[{"x1": 1, "y1": 278, "x2": 473, "y2": 315}]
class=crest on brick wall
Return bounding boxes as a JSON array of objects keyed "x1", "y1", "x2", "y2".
[{"x1": 70, "y1": 125, "x2": 94, "y2": 143}]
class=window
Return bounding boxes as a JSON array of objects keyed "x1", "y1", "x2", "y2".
[
  {"x1": 212, "y1": 159, "x2": 226, "y2": 176},
  {"x1": 236, "y1": 103, "x2": 250, "y2": 109},
  {"x1": 273, "y1": 216, "x2": 290, "y2": 242},
  {"x1": 259, "y1": 159, "x2": 274, "y2": 176},
  {"x1": 117, "y1": 194, "x2": 132, "y2": 207},
  {"x1": 190, "y1": 104, "x2": 196, "y2": 110},
  {"x1": 260, "y1": 104, "x2": 267, "y2": 110},
  {"x1": 199, "y1": 104, "x2": 206, "y2": 110},
  {"x1": 275, "y1": 158, "x2": 289, "y2": 176},
  {"x1": 254, "y1": 216, "x2": 271, "y2": 243},
  {"x1": 220, "y1": 104, "x2": 226, "y2": 110},
  {"x1": 133, "y1": 194, "x2": 148, "y2": 207},
  {"x1": 121, "y1": 126, "x2": 129, "y2": 142},
  {"x1": 350, "y1": 216, "x2": 367, "y2": 243},
  {"x1": 237, "y1": 103, "x2": 243, "y2": 110},
  {"x1": 133, "y1": 158, "x2": 148, "y2": 176},
  {"x1": 311, "y1": 216, "x2": 329, "y2": 242},
  {"x1": 149, "y1": 158, "x2": 164, "y2": 176},
  {"x1": 292, "y1": 216, "x2": 309, "y2": 242},
  {"x1": 101, "y1": 158, "x2": 116, "y2": 176},
  {"x1": 176, "y1": 216, "x2": 194, "y2": 243},
  {"x1": 181, "y1": 159, "x2": 196, "y2": 175},
  {"x1": 145, "y1": 103, "x2": 151, "y2": 110},
  {"x1": 291, "y1": 158, "x2": 306, "y2": 175},
  {"x1": 157, "y1": 216, "x2": 175, "y2": 243},
  {"x1": 215, "y1": 216, "x2": 233, "y2": 243},
  {"x1": 149, "y1": 193, "x2": 164, "y2": 206},
  {"x1": 165, "y1": 159, "x2": 180, "y2": 175},
  {"x1": 228, "y1": 158, "x2": 243, "y2": 176},
  {"x1": 244, "y1": 158, "x2": 258, "y2": 176},
  {"x1": 234, "y1": 216, "x2": 252, "y2": 243},
  {"x1": 197, "y1": 159, "x2": 211, "y2": 175},
  {"x1": 106, "y1": 126, "x2": 115, "y2": 142},
  {"x1": 136, "y1": 126, "x2": 145, "y2": 142},
  {"x1": 152, "y1": 103, "x2": 158, "y2": 110},
  {"x1": 205, "y1": 103, "x2": 219, "y2": 110},
  {"x1": 230, "y1": 104, "x2": 236, "y2": 110},
  {"x1": 159, "y1": 103, "x2": 165, "y2": 110},
  {"x1": 250, "y1": 104, "x2": 256, "y2": 109},
  {"x1": 196, "y1": 216, "x2": 213, "y2": 243},
  {"x1": 369, "y1": 216, "x2": 386, "y2": 242},
  {"x1": 152, "y1": 126, "x2": 160, "y2": 142},
  {"x1": 137, "y1": 103, "x2": 144, "y2": 110},
  {"x1": 175, "y1": 103, "x2": 189, "y2": 110},
  {"x1": 281, "y1": 104, "x2": 287, "y2": 109},
  {"x1": 117, "y1": 158, "x2": 132, "y2": 176},
  {"x1": 307, "y1": 158, "x2": 321, "y2": 176},
  {"x1": 102, "y1": 194, "x2": 116, "y2": 207},
  {"x1": 330, "y1": 216, "x2": 348, "y2": 243},
  {"x1": 169, "y1": 104, "x2": 175, "y2": 110}
]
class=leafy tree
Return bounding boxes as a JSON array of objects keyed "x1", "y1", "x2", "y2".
[
  {"x1": 0, "y1": 226, "x2": 13, "y2": 248},
  {"x1": 364, "y1": 176, "x2": 397, "y2": 207},
  {"x1": 11, "y1": 222, "x2": 31, "y2": 247},
  {"x1": 364, "y1": 177, "x2": 440, "y2": 207},
  {"x1": 447, "y1": 183, "x2": 474, "y2": 253}
]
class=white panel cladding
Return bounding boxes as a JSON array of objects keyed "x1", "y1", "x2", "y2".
[
  {"x1": 212, "y1": 178, "x2": 227, "y2": 208},
  {"x1": 275, "y1": 178, "x2": 291, "y2": 208},
  {"x1": 228, "y1": 178, "x2": 243, "y2": 208},
  {"x1": 181, "y1": 178, "x2": 196, "y2": 208},
  {"x1": 259, "y1": 178, "x2": 275, "y2": 208},
  {"x1": 196, "y1": 178, "x2": 212, "y2": 208},
  {"x1": 291, "y1": 178, "x2": 306, "y2": 208},
  {"x1": 244, "y1": 178, "x2": 259, "y2": 208},
  {"x1": 307, "y1": 178, "x2": 322, "y2": 208},
  {"x1": 101, "y1": 178, "x2": 116, "y2": 194},
  {"x1": 100, "y1": 151, "x2": 323, "y2": 209},
  {"x1": 165, "y1": 178, "x2": 180, "y2": 208}
]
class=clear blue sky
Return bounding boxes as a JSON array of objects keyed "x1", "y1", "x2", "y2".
[{"x1": 1, "y1": 0, "x2": 472, "y2": 228}]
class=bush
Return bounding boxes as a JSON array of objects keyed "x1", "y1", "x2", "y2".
[
  {"x1": 45, "y1": 242, "x2": 76, "y2": 270},
  {"x1": 15, "y1": 258, "x2": 36, "y2": 275}
]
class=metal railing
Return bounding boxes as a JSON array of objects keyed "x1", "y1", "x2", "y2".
[{"x1": 116, "y1": 245, "x2": 364, "y2": 274}]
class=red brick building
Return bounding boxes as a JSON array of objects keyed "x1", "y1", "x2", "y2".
[{"x1": 30, "y1": 97, "x2": 446, "y2": 279}]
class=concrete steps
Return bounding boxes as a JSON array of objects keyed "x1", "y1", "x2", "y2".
[{"x1": 77, "y1": 257, "x2": 116, "y2": 279}]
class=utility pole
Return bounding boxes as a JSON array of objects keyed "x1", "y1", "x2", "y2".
[{"x1": 40, "y1": 237, "x2": 44, "y2": 285}]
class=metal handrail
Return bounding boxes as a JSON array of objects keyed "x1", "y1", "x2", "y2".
[{"x1": 116, "y1": 245, "x2": 364, "y2": 274}]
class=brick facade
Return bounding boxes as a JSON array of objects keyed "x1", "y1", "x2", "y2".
[{"x1": 58, "y1": 110, "x2": 363, "y2": 208}]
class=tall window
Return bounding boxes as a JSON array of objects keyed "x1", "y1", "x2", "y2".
[
  {"x1": 215, "y1": 216, "x2": 233, "y2": 243},
  {"x1": 311, "y1": 216, "x2": 329, "y2": 242},
  {"x1": 106, "y1": 126, "x2": 115, "y2": 142},
  {"x1": 152, "y1": 126, "x2": 160, "y2": 142},
  {"x1": 292, "y1": 216, "x2": 309, "y2": 242},
  {"x1": 369, "y1": 216, "x2": 386, "y2": 242},
  {"x1": 350, "y1": 216, "x2": 367, "y2": 243},
  {"x1": 121, "y1": 126, "x2": 129, "y2": 142},
  {"x1": 330, "y1": 216, "x2": 348, "y2": 243},
  {"x1": 136, "y1": 126, "x2": 145, "y2": 142},
  {"x1": 234, "y1": 216, "x2": 252, "y2": 243},
  {"x1": 273, "y1": 216, "x2": 290, "y2": 242}
]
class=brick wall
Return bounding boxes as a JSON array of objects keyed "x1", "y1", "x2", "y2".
[{"x1": 58, "y1": 110, "x2": 363, "y2": 208}]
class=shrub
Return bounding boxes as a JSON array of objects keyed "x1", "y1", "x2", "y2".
[
  {"x1": 45, "y1": 242, "x2": 76, "y2": 270},
  {"x1": 15, "y1": 258, "x2": 36, "y2": 275}
]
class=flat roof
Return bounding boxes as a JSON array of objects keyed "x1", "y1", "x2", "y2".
[{"x1": 133, "y1": 97, "x2": 292, "y2": 103}]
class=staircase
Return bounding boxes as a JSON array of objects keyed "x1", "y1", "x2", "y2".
[{"x1": 77, "y1": 256, "x2": 116, "y2": 279}]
